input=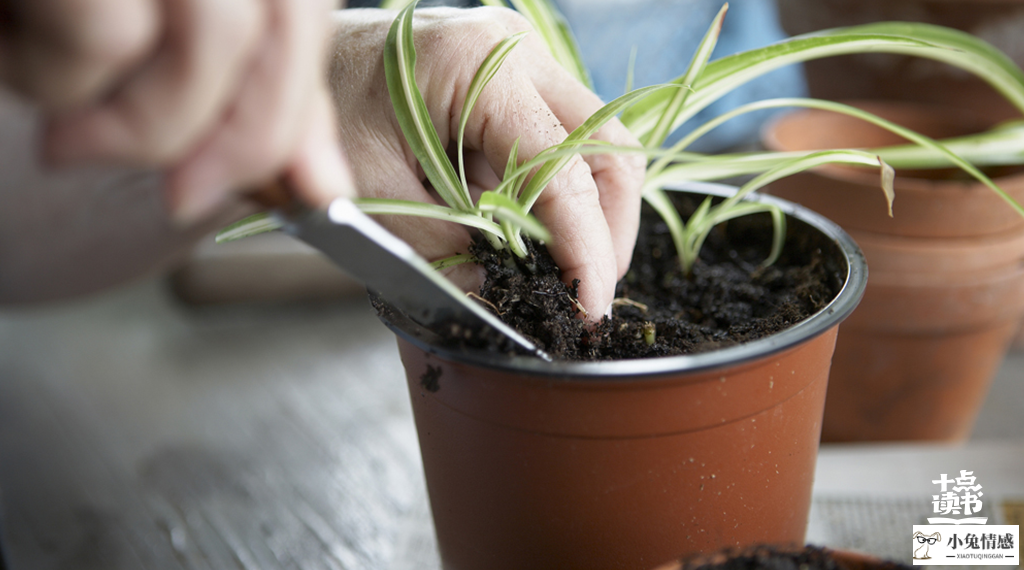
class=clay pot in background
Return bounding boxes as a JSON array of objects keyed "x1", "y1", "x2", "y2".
[
  {"x1": 763, "y1": 101, "x2": 1024, "y2": 442},
  {"x1": 775, "y1": 0, "x2": 1024, "y2": 123},
  {"x1": 379, "y1": 188, "x2": 868, "y2": 570}
]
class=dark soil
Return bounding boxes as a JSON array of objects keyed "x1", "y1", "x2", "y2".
[
  {"x1": 669, "y1": 545, "x2": 910, "y2": 570},
  {"x1": 373, "y1": 193, "x2": 847, "y2": 361},
  {"x1": 468, "y1": 193, "x2": 846, "y2": 361}
]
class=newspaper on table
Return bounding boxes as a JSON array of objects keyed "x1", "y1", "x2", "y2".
[{"x1": 809, "y1": 442, "x2": 1023, "y2": 568}]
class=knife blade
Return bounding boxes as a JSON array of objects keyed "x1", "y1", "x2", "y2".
[{"x1": 276, "y1": 198, "x2": 550, "y2": 361}]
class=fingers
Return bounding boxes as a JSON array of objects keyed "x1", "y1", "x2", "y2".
[
  {"x1": 44, "y1": 0, "x2": 265, "y2": 165},
  {"x1": 0, "y1": 0, "x2": 159, "y2": 110},
  {"x1": 166, "y1": 0, "x2": 338, "y2": 223},
  {"x1": 529, "y1": 69, "x2": 645, "y2": 280},
  {"x1": 326, "y1": 7, "x2": 644, "y2": 317},
  {"x1": 435, "y1": 9, "x2": 640, "y2": 320},
  {"x1": 327, "y1": 8, "x2": 484, "y2": 293},
  {"x1": 25, "y1": 0, "x2": 348, "y2": 226},
  {"x1": 486, "y1": 7, "x2": 645, "y2": 279},
  {"x1": 530, "y1": 158, "x2": 619, "y2": 322},
  {"x1": 462, "y1": 62, "x2": 619, "y2": 320}
]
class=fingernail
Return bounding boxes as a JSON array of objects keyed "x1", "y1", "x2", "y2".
[{"x1": 605, "y1": 302, "x2": 614, "y2": 319}]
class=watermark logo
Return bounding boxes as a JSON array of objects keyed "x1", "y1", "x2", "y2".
[
  {"x1": 913, "y1": 471, "x2": 1019, "y2": 565},
  {"x1": 930, "y1": 471, "x2": 987, "y2": 524},
  {"x1": 913, "y1": 531, "x2": 941, "y2": 560}
]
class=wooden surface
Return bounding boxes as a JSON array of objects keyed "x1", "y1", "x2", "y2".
[{"x1": 0, "y1": 281, "x2": 440, "y2": 570}]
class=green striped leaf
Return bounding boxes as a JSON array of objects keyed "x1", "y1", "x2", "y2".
[
  {"x1": 647, "y1": 97, "x2": 1024, "y2": 219},
  {"x1": 384, "y1": 2, "x2": 473, "y2": 211},
  {"x1": 458, "y1": 32, "x2": 528, "y2": 194},
  {"x1": 507, "y1": 0, "x2": 592, "y2": 88},
  {"x1": 723, "y1": 149, "x2": 895, "y2": 215},
  {"x1": 622, "y1": 24, "x2": 1024, "y2": 144},
  {"x1": 477, "y1": 191, "x2": 551, "y2": 241},
  {"x1": 517, "y1": 84, "x2": 679, "y2": 211},
  {"x1": 215, "y1": 213, "x2": 283, "y2": 243},
  {"x1": 644, "y1": 3, "x2": 727, "y2": 149},
  {"x1": 378, "y1": 0, "x2": 415, "y2": 9},
  {"x1": 354, "y1": 198, "x2": 505, "y2": 237}
]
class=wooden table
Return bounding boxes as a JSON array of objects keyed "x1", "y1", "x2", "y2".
[
  {"x1": 0, "y1": 281, "x2": 440, "y2": 570},
  {"x1": 2, "y1": 276, "x2": 1023, "y2": 569}
]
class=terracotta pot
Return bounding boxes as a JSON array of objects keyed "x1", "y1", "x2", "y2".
[
  {"x1": 378, "y1": 187, "x2": 868, "y2": 570},
  {"x1": 776, "y1": 0, "x2": 1024, "y2": 123},
  {"x1": 650, "y1": 545, "x2": 908, "y2": 570},
  {"x1": 763, "y1": 101, "x2": 1024, "y2": 442}
]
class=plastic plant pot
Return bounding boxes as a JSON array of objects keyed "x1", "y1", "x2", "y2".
[{"x1": 376, "y1": 187, "x2": 868, "y2": 570}]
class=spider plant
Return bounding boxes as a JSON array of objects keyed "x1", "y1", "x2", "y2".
[
  {"x1": 504, "y1": 0, "x2": 1024, "y2": 274},
  {"x1": 374, "y1": 2, "x2": 689, "y2": 269},
  {"x1": 219, "y1": 0, "x2": 666, "y2": 264},
  {"x1": 222, "y1": 0, "x2": 1024, "y2": 286}
]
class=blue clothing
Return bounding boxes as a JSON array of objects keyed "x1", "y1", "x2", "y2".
[{"x1": 554, "y1": 0, "x2": 805, "y2": 151}]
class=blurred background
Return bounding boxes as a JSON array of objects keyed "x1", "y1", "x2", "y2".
[{"x1": 1, "y1": 0, "x2": 1022, "y2": 568}]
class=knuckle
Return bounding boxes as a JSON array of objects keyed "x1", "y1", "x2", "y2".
[
  {"x1": 562, "y1": 157, "x2": 598, "y2": 196},
  {"x1": 453, "y1": 8, "x2": 528, "y2": 53},
  {"x1": 456, "y1": 18, "x2": 509, "y2": 57},
  {"x1": 68, "y1": 0, "x2": 157, "y2": 72},
  {"x1": 24, "y1": 0, "x2": 159, "y2": 108},
  {"x1": 478, "y1": 6, "x2": 532, "y2": 33},
  {"x1": 616, "y1": 151, "x2": 647, "y2": 181}
]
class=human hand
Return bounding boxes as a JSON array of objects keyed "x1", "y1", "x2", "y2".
[
  {"x1": 328, "y1": 7, "x2": 645, "y2": 321},
  {"x1": 0, "y1": 0, "x2": 353, "y2": 223}
]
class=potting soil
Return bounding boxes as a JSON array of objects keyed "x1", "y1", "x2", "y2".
[
  {"x1": 671, "y1": 544, "x2": 910, "y2": 570},
  {"x1": 467, "y1": 194, "x2": 846, "y2": 361}
]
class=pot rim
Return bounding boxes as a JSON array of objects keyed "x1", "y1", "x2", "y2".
[{"x1": 377, "y1": 181, "x2": 867, "y2": 379}]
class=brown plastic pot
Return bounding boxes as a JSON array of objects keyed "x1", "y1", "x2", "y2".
[
  {"x1": 378, "y1": 187, "x2": 868, "y2": 570},
  {"x1": 763, "y1": 101, "x2": 1024, "y2": 442},
  {"x1": 776, "y1": 0, "x2": 1024, "y2": 123}
]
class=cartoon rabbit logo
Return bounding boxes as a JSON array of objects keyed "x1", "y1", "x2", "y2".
[{"x1": 914, "y1": 531, "x2": 941, "y2": 560}]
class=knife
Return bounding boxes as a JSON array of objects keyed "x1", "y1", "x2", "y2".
[{"x1": 268, "y1": 195, "x2": 550, "y2": 361}]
